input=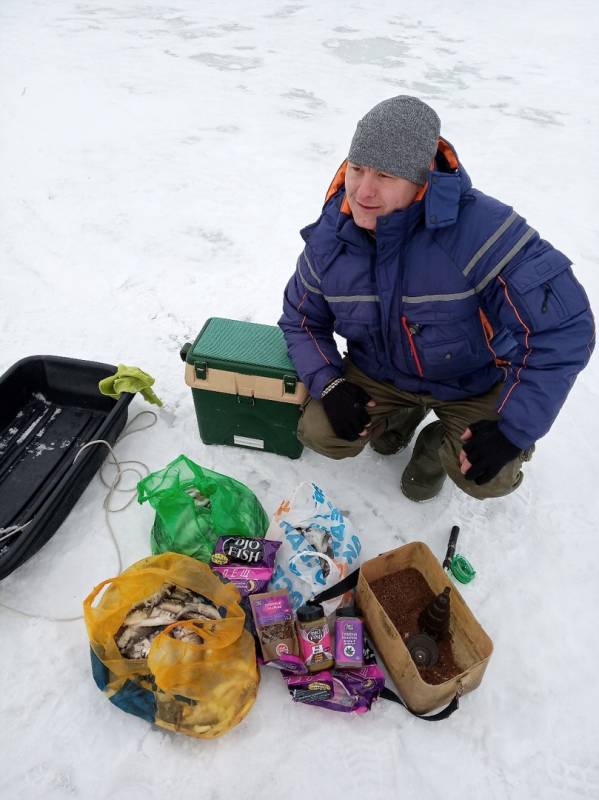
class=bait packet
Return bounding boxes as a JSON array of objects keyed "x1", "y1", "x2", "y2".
[
  {"x1": 211, "y1": 536, "x2": 281, "y2": 596},
  {"x1": 261, "y1": 653, "x2": 308, "y2": 674},
  {"x1": 287, "y1": 672, "x2": 334, "y2": 704},
  {"x1": 318, "y1": 666, "x2": 386, "y2": 714},
  {"x1": 249, "y1": 589, "x2": 299, "y2": 662},
  {"x1": 283, "y1": 664, "x2": 385, "y2": 714}
]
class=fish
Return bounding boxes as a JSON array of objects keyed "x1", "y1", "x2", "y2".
[
  {"x1": 194, "y1": 602, "x2": 222, "y2": 621},
  {"x1": 302, "y1": 526, "x2": 333, "y2": 557},
  {"x1": 170, "y1": 626, "x2": 203, "y2": 645},
  {"x1": 129, "y1": 636, "x2": 154, "y2": 660},
  {"x1": 185, "y1": 487, "x2": 212, "y2": 509},
  {"x1": 301, "y1": 526, "x2": 335, "y2": 576},
  {"x1": 123, "y1": 611, "x2": 179, "y2": 627},
  {"x1": 116, "y1": 626, "x2": 161, "y2": 660}
]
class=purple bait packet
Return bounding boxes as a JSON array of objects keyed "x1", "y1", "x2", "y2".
[
  {"x1": 261, "y1": 653, "x2": 308, "y2": 674},
  {"x1": 286, "y1": 665, "x2": 385, "y2": 714},
  {"x1": 287, "y1": 672, "x2": 334, "y2": 704},
  {"x1": 211, "y1": 536, "x2": 281, "y2": 596}
]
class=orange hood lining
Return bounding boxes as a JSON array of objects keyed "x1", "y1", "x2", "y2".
[{"x1": 324, "y1": 138, "x2": 458, "y2": 215}]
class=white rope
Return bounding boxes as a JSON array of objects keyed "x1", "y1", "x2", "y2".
[{"x1": 0, "y1": 410, "x2": 157, "y2": 622}]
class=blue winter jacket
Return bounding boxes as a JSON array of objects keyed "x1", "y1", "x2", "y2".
[{"x1": 279, "y1": 140, "x2": 594, "y2": 450}]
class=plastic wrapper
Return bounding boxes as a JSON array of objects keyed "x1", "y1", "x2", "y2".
[
  {"x1": 211, "y1": 536, "x2": 281, "y2": 596},
  {"x1": 317, "y1": 666, "x2": 386, "y2": 714},
  {"x1": 260, "y1": 653, "x2": 308, "y2": 674},
  {"x1": 288, "y1": 672, "x2": 334, "y2": 704},
  {"x1": 249, "y1": 589, "x2": 299, "y2": 662}
]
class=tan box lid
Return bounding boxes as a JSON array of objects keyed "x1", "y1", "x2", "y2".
[{"x1": 183, "y1": 317, "x2": 307, "y2": 404}]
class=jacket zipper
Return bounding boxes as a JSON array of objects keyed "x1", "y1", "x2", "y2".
[
  {"x1": 401, "y1": 316, "x2": 424, "y2": 377},
  {"x1": 541, "y1": 283, "x2": 552, "y2": 313}
]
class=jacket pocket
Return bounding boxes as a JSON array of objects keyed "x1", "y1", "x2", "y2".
[
  {"x1": 403, "y1": 315, "x2": 489, "y2": 379},
  {"x1": 502, "y1": 255, "x2": 589, "y2": 331}
]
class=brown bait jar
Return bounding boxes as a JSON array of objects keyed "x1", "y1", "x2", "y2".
[{"x1": 296, "y1": 602, "x2": 334, "y2": 673}]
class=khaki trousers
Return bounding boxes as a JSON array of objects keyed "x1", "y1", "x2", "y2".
[{"x1": 298, "y1": 361, "x2": 531, "y2": 501}]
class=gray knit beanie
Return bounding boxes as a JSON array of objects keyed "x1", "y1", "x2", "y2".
[{"x1": 348, "y1": 96, "x2": 441, "y2": 185}]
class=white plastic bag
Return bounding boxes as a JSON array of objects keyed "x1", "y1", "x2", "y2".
[{"x1": 267, "y1": 482, "x2": 362, "y2": 614}]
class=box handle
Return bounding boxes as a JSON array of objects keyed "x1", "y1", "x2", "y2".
[
  {"x1": 380, "y1": 686, "x2": 460, "y2": 721},
  {"x1": 179, "y1": 342, "x2": 191, "y2": 362}
]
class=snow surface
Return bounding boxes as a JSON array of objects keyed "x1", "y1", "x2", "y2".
[{"x1": 1, "y1": 1, "x2": 599, "y2": 798}]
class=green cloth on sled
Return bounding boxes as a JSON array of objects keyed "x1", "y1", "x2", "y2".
[{"x1": 99, "y1": 364, "x2": 163, "y2": 406}]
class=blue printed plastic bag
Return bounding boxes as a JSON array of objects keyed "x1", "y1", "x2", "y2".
[{"x1": 267, "y1": 482, "x2": 362, "y2": 614}]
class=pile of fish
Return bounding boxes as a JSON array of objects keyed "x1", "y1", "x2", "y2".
[{"x1": 115, "y1": 583, "x2": 222, "y2": 660}]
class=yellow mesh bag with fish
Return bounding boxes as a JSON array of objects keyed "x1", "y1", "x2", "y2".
[{"x1": 83, "y1": 552, "x2": 259, "y2": 739}]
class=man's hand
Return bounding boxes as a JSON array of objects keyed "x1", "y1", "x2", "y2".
[
  {"x1": 321, "y1": 378, "x2": 376, "y2": 441},
  {"x1": 459, "y1": 420, "x2": 521, "y2": 485}
]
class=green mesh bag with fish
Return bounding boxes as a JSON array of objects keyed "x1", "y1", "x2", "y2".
[
  {"x1": 137, "y1": 454, "x2": 268, "y2": 563},
  {"x1": 83, "y1": 552, "x2": 260, "y2": 739}
]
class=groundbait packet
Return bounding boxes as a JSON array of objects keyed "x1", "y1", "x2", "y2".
[
  {"x1": 211, "y1": 536, "x2": 281, "y2": 597},
  {"x1": 321, "y1": 666, "x2": 386, "y2": 713},
  {"x1": 285, "y1": 666, "x2": 385, "y2": 713},
  {"x1": 260, "y1": 653, "x2": 308, "y2": 674},
  {"x1": 249, "y1": 589, "x2": 299, "y2": 662},
  {"x1": 287, "y1": 672, "x2": 334, "y2": 704}
]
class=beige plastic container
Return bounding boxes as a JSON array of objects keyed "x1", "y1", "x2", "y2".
[{"x1": 356, "y1": 541, "x2": 493, "y2": 714}]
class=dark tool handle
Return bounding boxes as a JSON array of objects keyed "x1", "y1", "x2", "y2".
[{"x1": 443, "y1": 525, "x2": 460, "y2": 570}]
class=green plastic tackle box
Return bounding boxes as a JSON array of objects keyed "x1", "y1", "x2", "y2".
[{"x1": 181, "y1": 318, "x2": 307, "y2": 459}]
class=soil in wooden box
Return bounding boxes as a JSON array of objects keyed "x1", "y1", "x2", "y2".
[{"x1": 369, "y1": 568, "x2": 460, "y2": 685}]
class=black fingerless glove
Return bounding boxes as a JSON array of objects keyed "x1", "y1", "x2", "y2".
[
  {"x1": 321, "y1": 378, "x2": 372, "y2": 441},
  {"x1": 462, "y1": 420, "x2": 522, "y2": 485}
]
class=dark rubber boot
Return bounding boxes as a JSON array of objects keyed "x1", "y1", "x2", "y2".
[
  {"x1": 401, "y1": 421, "x2": 447, "y2": 502},
  {"x1": 370, "y1": 407, "x2": 429, "y2": 456}
]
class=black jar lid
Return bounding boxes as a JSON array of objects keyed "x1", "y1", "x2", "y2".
[
  {"x1": 297, "y1": 602, "x2": 324, "y2": 622},
  {"x1": 336, "y1": 606, "x2": 361, "y2": 618}
]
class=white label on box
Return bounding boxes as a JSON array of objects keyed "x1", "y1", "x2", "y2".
[{"x1": 234, "y1": 435, "x2": 265, "y2": 450}]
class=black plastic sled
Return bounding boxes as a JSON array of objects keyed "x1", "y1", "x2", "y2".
[{"x1": 0, "y1": 356, "x2": 132, "y2": 580}]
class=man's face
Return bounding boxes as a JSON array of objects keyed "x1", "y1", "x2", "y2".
[{"x1": 344, "y1": 162, "x2": 421, "y2": 231}]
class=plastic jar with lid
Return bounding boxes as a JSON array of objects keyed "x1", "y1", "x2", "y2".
[
  {"x1": 334, "y1": 606, "x2": 364, "y2": 669},
  {"x1": 296, "y1": 602, "x2": 334, "y2": 673}
]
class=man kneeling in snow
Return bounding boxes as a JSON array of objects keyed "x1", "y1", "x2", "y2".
[{"x1": 279, "y1": 95, "x2": 594, "y2": 501}]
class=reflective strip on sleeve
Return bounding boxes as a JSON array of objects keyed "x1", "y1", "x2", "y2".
[
  {"x1": 303, "y1": 249, "x2": 321, "y2": 285},
  {"x1": 297, "y1": 254, "x2": 323, "y2": 294},
  {"x1": 474, "y1": 228, "x2": 536, "y2": 293},
  {"x1": 462, "y1": 211, "x2": 519, "y2": 277}
]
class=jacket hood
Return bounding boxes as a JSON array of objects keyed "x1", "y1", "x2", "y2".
[{"x1": 324, "y1": 137, "x2": 472, "y2": 231}]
